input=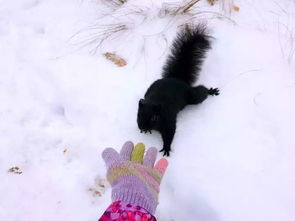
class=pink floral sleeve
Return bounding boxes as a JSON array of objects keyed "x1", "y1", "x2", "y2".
[{"x1": 99, "y1": 201, "x2": 157, "y2": 221}]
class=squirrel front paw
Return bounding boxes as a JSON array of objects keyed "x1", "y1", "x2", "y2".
[
  {"x1": 140, "y1": 129, "x2": 152, "y2": 134},
  {"x1": 159, "y1": 147, "x2": 171, "y2": 157},
  {"x1": 208, "y1": 88, "x2": 220, "y2": 96}
]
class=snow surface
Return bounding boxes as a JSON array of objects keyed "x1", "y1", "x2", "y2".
[{"x1": 0, "y1": 0, "x2": 295, "y2": 220}]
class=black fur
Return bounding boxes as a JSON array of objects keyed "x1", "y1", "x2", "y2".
[{"x1": 137, "y1": 24, "x2": 219, "y2": 156}]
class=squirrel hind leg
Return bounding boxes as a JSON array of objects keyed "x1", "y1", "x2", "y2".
[{"x1": 187, "y1": 85, "x2": 209, "y2": 104}]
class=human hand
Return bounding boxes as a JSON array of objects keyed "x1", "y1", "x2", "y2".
[{"x1": 102, "y1": 141, "x2": 168, "y2": 215}]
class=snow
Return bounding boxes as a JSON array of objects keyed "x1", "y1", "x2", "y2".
[{"x1": 0, "y1": 0, "x2": 294, "y2": 220}]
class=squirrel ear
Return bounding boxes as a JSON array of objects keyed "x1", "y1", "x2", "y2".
[{"x1": 139, "y1": 99, "x2": 145, "y2": 107}]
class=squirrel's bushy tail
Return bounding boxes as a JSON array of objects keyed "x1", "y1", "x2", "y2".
[{"x1": 162, "y1": 24, "x2": 211, "y2": 85}]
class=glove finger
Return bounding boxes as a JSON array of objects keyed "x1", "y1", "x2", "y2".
[
  {"x1": 143, "y1": 147, "x2": 157, "y2": 168},
  {"x1": 120, "y1": 141, "x2": 134, "y2": 160},
  {"x1": 131, "y1": 142, "x2": 145, "y2": 164},
  {"x1": 154, "y1": 158, "x2": 168, "y2": 175},
  {"x1": 102, "y1": 147, "x2": 121, "y2": 169}
]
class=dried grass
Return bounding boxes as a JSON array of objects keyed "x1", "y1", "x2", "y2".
[
  {"x1": 220, "y1": 0, "x2": 235, "y2": 15},
  {"x1": 278, "y1": 22, "x2": 295, "y2": 63},
  {"x1": 69, "y1": 23, "x2": 129, "y2": 54},
  {"x1": 72, "y1": 0, "x2": 237, "y2": 54},
  {"x1": 207, "y1": 0, "x2": 216, "y2": 6},
  {"x1": 100, "y1": 0, "x2": 125, "y2": 8},
  {"x1": 160, "y1": 0, "x2": 202, "y2": 16},
  {"x1": 274, "y1": 1, "x2": 295, "y2": 63}
]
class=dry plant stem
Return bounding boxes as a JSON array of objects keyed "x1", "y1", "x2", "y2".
[
  {"x1": 221, "y1": 0, "x2": 235, "y2": 14},
  {"x1": 175, "y1": 0, "x2": 201, "y2": 14},
  {"x1": 91, "y1": 25, "x2": 127, "y2": 54},
  {"x1": 69, "y1": 23, "x2": 128, "y2": 53},
  {"x1": 207, "y1": 0, "x2": 216, "y2": 5},
  {"x1": 101, "y1": 0, "x2": 124, "y2": 7},
  {"x1": 190, "y1": 11, "x2": 236, "y2": 24}
]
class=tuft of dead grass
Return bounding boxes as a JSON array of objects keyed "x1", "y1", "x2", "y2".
[
  {"x1": 72, "y1": 0, "x2": 237, "y2": 55},
  {"x1": 69, "y1": 23, "x2": 129, "y2": 54}
]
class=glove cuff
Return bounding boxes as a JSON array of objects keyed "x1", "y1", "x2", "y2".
[{"x1": 112, "y1": 188, "x2": 157, "y2": 215}]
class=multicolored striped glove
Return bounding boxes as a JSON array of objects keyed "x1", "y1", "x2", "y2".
[{"x1": 102, "y1": 141, "x2": 168, "y2": 215}]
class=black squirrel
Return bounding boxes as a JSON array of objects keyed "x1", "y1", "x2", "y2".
[{"x1": 137, "y1": 24, "x2": 219, "y2": 156}]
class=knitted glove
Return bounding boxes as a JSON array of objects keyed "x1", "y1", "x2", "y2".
[{"x1": 102, "y1": 141, "x2": 168, "y2": 215}]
